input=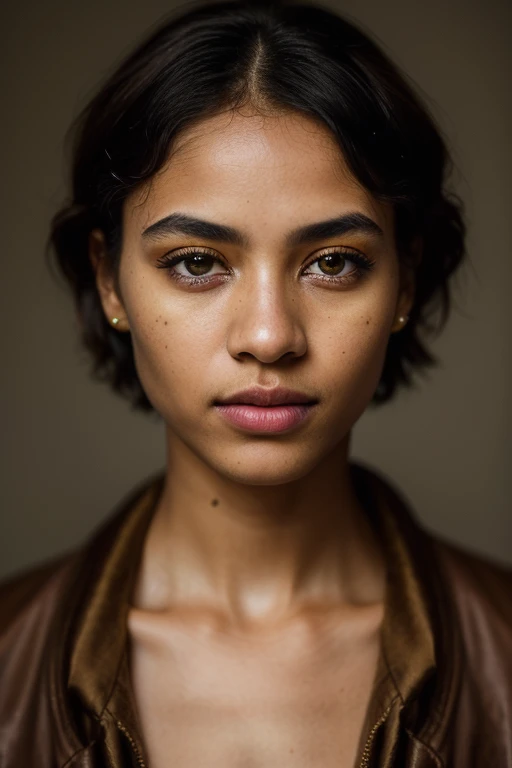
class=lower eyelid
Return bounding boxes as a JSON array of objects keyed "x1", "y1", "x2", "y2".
[
  {"x1": 169, "y1": 269, "x2": 231, "y2": 288},
  {"x1": 304, "y1": 269, "x2": 361, "y2": 284}
]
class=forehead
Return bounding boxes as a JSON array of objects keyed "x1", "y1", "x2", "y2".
[{"x1": 128, "y1": 109, "x2": 392, "y2": 238}]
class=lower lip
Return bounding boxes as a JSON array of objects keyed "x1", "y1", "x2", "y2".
[{"x1": 214, "y1": 403, "x2": 316, "y2": 433}]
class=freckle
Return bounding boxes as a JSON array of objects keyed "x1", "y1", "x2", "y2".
[
  {"x1": 211, "y1": 498, "x2": 219, "y2": 507},
  {"x1": 165, "y1": 321, "x2": 168, "y2": 325},
  {"x1": 342, "y1": 351, "x2": 346, "y2": 354},
  {"x1": 366, "y1": 320, "x2": 370, "y2": 325},
  {"x1": 165, "y1": 345, "x2": 168, "y2": 349}
]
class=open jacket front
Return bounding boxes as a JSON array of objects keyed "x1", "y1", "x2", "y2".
[{"x1": 1, "y1": 463, "x2": 511, "y2": 767}]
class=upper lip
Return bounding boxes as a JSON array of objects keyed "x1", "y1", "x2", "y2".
[{"x1": 215, "y1": 386, "x2": 318, "y2": 407}]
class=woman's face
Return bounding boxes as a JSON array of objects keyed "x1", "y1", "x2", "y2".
[{"x1": 93, "y1": 109, "x2": 413, "y2": 485}]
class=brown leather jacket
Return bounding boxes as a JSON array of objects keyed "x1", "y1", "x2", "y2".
[{"x1": 1, "y1": 464, "x2": 511, "y2": 767}]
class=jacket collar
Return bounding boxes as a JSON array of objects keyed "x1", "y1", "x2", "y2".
[
  {"x1": 61, "y1": 463, "x2": 457, "y2": 765},
  {"x1": 65, "y1": 472, "x2": 165, "y2": 759}
]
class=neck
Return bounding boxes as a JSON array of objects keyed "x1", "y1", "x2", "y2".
[{"x1": 132, "y1": 432, "x2": 386, "y2": 629}]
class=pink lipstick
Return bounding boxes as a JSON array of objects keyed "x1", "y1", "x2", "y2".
[{"x1": 214, "y1": 386, "x2": 318, "y2": 433}]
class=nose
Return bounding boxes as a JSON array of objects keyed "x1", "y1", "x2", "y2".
[{"x1": 226, "y1": 270, "x2": 308, "y2": 364}]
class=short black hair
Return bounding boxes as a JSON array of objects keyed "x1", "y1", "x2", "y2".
[{"x1": 48, "y1": 0, "x2": 466, "y2": 411}]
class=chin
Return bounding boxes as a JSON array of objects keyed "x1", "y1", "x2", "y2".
[{"x1": 208, "y1": 446, "x2": 326, "y2": 487}]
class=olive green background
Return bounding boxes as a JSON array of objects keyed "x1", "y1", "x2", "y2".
[{"x1": 1, "y1": 0, "x2": 510, "y2": 579}]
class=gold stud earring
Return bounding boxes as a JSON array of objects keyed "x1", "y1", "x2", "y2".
[
  {"x1": 392, "y1": 314, "x2": 409, "y2": 333},
  {"x1": 111, "y1": 317, "x2": 130, "y2": 331}
]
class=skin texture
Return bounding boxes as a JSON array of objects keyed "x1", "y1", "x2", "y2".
[{"x1": 90, "y1": 107, "x2": 415, "y2": 766}]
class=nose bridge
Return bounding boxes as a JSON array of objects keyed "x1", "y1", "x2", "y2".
[{"x1": 227, "y1": 263, "x2": 306, "y2": 363}]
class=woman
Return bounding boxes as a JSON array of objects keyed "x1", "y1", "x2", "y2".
[{"x1": 1, "y1": 1, "x2": 511, "y2": 766}]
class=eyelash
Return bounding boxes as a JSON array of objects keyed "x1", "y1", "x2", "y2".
[{"x1": 155, "y1": 246, "x2": 376, "y2": 287}]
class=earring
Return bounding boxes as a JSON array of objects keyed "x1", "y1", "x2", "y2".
[
  {"x1": 111, "y1": 317, "x2": 120, "y2": 325},
  {"x1": 393, "y1": 314, "x2": 409, "y2": 333}
]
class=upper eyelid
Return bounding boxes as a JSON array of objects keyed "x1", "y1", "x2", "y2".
[
  {"x1": 303, "y1": 245, "x2": 368, "y2": 264},
  {"x1": 160, "y1": 244, "x2": 366, "y2": 264}
]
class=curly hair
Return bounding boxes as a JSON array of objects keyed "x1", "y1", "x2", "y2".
[{"x1": 48, "y1": 0, "x2": 466, "y2": 412}]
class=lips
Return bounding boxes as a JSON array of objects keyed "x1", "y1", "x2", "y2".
[
  {"x1": 213, "y1": 387, "x2": 318, "y2": 433},
  {"x1": 215, "y1": 386, "x2": 317, "y2": 407}
]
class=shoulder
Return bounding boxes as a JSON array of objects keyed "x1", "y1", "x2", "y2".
[
  {"x1": 363, "y1": 460, "x2": 512, "y2": 626},
  {"x1": 0, "y1": 473, "x2": 163, "y2": 638},
  {"x1": 365, "y1": 460, "x2": 512, "y2": 623},
  {"x1": 0, "y1": 553, "x2": 77, "y2": 641},
  {"x1": 0, "y1": 552, "x2": 94, "y2": 762},
  {"x1": 0, "y1": 552, "x2": 81, "y2": 743},
  {"x1": 432, "y1": 535, "x2": 512, "y2": 620},
  {"x1": 430, "y1": 534, "x2": 512, "y2": 679},
  {"x1": 425, "y1": 534, "x2": 512, "y2": 761}
]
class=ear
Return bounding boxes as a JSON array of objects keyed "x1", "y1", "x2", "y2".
[
  {"x1": 89, "y1": 229, "x2": 130, "y2": 332},
  {"x1": 390, "y1": 236, "x2": 422, "y2": 334}
]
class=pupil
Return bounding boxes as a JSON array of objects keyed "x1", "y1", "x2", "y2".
[
  {"x1": 320, "y1": 253, "x2": 345, "y2": 274},
  {"x1": 187, "y1": 254, "x2": 212, "y2": 276}
]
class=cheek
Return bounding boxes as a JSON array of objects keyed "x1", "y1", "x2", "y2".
[
  {"x1": 122, "y1": 277, "x2": 222, "y2": 419},
  {"x1": 313, "y1": 293, "x2": 395, "y2": 413}
]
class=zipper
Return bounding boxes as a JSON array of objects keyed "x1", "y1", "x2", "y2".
[
  {"x1": 359, "y1": 700, "x2": 397, "y2": 768},
  {"x1": 115, "y1": 720, "x2": 148, "y2": 768}
]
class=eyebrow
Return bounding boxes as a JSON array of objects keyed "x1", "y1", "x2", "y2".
[{"x1": 141, "y1": 211, "x2": 384, "y2": 248}]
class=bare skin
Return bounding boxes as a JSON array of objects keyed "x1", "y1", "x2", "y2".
[{"x1": 91, "y1": 106, "x2": 415, "y2": 766}]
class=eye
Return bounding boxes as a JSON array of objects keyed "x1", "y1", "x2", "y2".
[
  {"x1": 173, "y1": 252, "x2": 225, "y2": 277},
  {"x1": 156, "y1": 248, "x2": 228, "y2": 283},
  {"x1": 303, "y1": 248, "x2": 375, "y2": 283},
  {"x1": 156, "y1": 245, "x2": 375, "y2": 287},
  {"x1": 307, "y1": 252, "x2": 350, "y2": 277}
]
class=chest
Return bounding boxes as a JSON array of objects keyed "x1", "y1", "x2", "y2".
[{"x1": 127, "y1": 611, "x2": 382, "y2": 768}]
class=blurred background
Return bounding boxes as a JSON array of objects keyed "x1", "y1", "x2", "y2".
[{"x1": 1, "y1": 0, "x2": 510, "y2": 580}]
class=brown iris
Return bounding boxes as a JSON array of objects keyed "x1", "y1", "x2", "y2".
[
  {"x1": 316, "y1": 252, "x2": 346, "y2": 275},
  {"x1": 184, "y1": 254, "x2": 215, "y2": 276}
]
